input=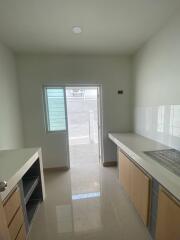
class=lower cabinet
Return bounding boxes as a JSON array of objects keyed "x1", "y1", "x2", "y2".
[
  {"x1": 130, "y1": 162, "x2": 150, "y2": 225},
  {"x1": 8, "y1": 207, "x2": 24, "y2": 240},
  {"x1": 3, "y1": 187, "x2": 26, "y2": 240},
  {"x1": 118, "y1": 149, "x2": 180, "y2": 239},
  {"x1": 16, "y1": 225, "x2": 26, "y2": 240},
  {"x1": 118, "y1": 150, "x2": 151, "y2": 226},
  {"x1": 119, "y1": 151, "x2": 131, "y2": 196},
  {"x1": 156, "y1": 188, "x2": 180, "y2": 240}
]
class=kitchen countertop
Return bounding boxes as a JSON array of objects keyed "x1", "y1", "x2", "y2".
[
  {"x1": 0, "y1": 147, "x2": 45, "y2": 201},
  {"x1": 109, "y1": 133, "x2": 180, "y2": 201}
]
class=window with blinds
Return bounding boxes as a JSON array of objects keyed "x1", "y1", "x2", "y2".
[{"x1": 44, "y1": 87, "x2": 66, "y2": 131}]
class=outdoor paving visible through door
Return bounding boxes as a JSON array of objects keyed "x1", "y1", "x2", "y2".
[{"x1": 66, "y1": 87, "x2": 100, "y2": 166}]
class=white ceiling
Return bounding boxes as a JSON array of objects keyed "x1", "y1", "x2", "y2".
[{"x1": 0, "y1": 0, "x2": 179, "y2": 54}]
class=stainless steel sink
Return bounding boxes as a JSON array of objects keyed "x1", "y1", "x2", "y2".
[{"x1": 144, "y1": 149, "x2": 180, "y2": 177}]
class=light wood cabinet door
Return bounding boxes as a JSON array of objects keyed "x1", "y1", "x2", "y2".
[
  {"x1": 118, "y1": 150, "x2": 150, "y2": 225},
  {"x1": 118, "y1": 150, "x2": 131, "y2": 196},
  {"x1": 3, "y1": 188, "x2": 21, "y2": 225},
  {"x1": 16, "y1": 225, "x2": 26, "y2": 240},
  {"x1": 9, "y1": 207, "x2": 24, "y2": 240},
  {"x1": 156, "y1": 188, "x2": 180, "y2": 240},
  {"x1": 130, "y1": 163, "x2": 150, "y2": 226},
  {"x1": 0, "y1": 197, "x2": 10, "y2": 240}
]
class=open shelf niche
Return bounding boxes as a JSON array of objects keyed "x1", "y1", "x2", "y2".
[{"x1": 21, "y1": 160, "x2": 43, "y2": 229}]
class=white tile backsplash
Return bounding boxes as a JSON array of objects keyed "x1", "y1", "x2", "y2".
[{"x1": 134, "y1": 105, "x2": 180, "y2": 150}]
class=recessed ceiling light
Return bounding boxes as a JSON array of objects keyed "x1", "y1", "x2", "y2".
[{"x1": 72, "y1": 26, "x2": 82, "y2": 34}]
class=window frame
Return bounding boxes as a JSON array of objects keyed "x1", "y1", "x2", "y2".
[{"x1": 43, "y1": 86, "x2": 68, "y2": 133}]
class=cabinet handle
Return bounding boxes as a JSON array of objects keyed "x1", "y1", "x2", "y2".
[{"x1": 0, "y1": 181, "x2": 7, "y2": 192}]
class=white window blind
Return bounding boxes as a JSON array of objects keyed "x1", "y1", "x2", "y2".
[{"x1": 44, "y1": 87, "x2": 66, "y2": 131}]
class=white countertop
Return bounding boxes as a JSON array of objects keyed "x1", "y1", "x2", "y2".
[
  {"x1": 0, "y1": 148, "x2": 43, "y2": 201},
  {"x1": 109, "y1": 133, "x2": 180, "y2": 200}
]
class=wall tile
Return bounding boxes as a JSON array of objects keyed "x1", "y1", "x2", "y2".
[{"x1": 134, "y1": 105, "x2": 180, "y2": 150}]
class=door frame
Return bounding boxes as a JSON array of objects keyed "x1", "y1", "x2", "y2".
[
  {"x1": 42, "y1": 84, "x2": 104, "y2": 168},
  {"x1": 65, "y1": 84, "x2": 104, "y2": 166}
]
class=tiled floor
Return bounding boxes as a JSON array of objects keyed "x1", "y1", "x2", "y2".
[
  {"x1": 28, "y1": 163, "x2": 151, "y2": 240},
  {"x1": 69, "y1": 143, "x2": 99, "y2": 166}
]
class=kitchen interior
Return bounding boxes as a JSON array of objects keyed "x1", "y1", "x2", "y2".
[{"x1": 0, "y1": 1, "x2": 180, "y2": 240}]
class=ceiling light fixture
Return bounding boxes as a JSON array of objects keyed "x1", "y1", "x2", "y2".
[{"x1": 72, "y1": 26, "x2": 82, "y2": 34}]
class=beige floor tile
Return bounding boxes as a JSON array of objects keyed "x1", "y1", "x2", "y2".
[{"x1": 28, "y1": 163, "x2": 151, "y2": 240}]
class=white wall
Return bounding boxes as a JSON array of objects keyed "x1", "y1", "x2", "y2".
[
  {"x1": 133, "y1": 11, "x2": 180, "y2": 149},
  {"x1": 0, "y1": 43, "x2": 23, "y2": 149},
  {"x1": 16, "y1": 55, "x2": 132, "y2": 168}
]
